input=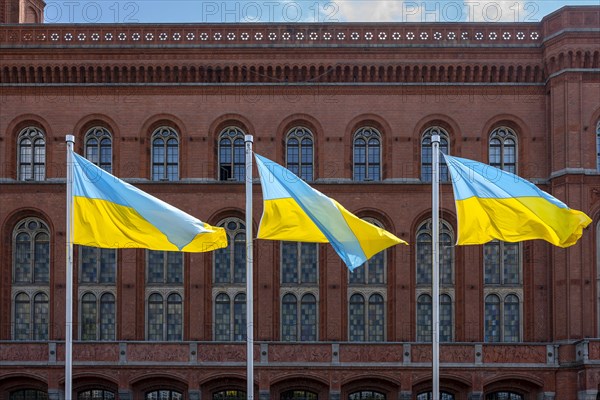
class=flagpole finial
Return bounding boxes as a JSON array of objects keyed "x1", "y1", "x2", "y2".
[
  {"x1": 66, "y1": 134, "x2": 75, "y2": 143},
  {"x1": 245, "y1": 134, "x2": 254, "y2": 143},
  {"x1": 431, "y1": 133, "x2": 440, "y2": 143}
]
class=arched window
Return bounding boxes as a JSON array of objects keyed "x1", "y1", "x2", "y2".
[
  {"x1": 77, "y1": 390, "x2": 116, "y2": 399},
  {"x1": 416, "y1": 294, "x2": 432, "y2": 342},
  {"x1": 219, "y1": 127, "x2": 246, "y2": 181},
  {"x1": 214, "y1": 292, "x2": 246, "y2": 341},
  {"x1": 416, "y1": 220, "x2": 454, "y2": 286},
  {"x1": 485, "y1": 392, "x2": 523, "y2": 400},
  {"x1": 145, "y1": 391, "x2": 183, "y2": 400},
  {"x1": 151, "y1": 126, "x2": 179, "y2": 181},
  {"x1": 79, "y1": 246, "x2": 116, "y2": 340},
  {"x1": 146, "y1": 251, "x2": 183, "y2": 341},
  {"x1": 13, "y1": 218, "x2": 50, "y2": 340},
  {"x1": 214, "y1": 218, "x2": 246, "y2": 284},
  {"x1": 18, "y1": 127, "x2": 45, "y2": 181},
  {"x1": 281, "y1": 391, "x2": 318, "y2": 400},
  {"x1": 489, "y1": 126, "x2": 517, "y2": 174},
  {"x1": 348, "y1": 391, "x2": 385, "y2": 400},
  {"x1": 84, "y1": 126, "x2": 112, "y2": 173},
  {"x1": 213, "y1": 390, "x2": 246, "y2": 400},
  {"x1": 281, "y1": 293, "x2": 317, "y2": 341},
  {"x1": 421, "y1": 126, "x2": 449, "y2": 182},
  {"x1": 484, "y1": 293, "x2": 521, "y2": 342},
  {"x1": 10, "y1": 390, "x2": 49, "y2": 400},
  {"x1": 353, "y1": 127, "x2": 381, "y2": 181},
  {"x1": 286, "y1": 126, "x2": 314, "y2": 181}
]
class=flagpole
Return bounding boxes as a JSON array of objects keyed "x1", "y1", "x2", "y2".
[
  {"x1": 65, "y1": 135, "x2": 75, "y2": 399},
  {"x1": 245, "y1": 134, "x2": 254, "y2": 399},
  {"x1": 431, "y1": 133, "x2": 440, "y2": 400}
]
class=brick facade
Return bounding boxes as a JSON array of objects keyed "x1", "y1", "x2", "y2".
[{"x1": 0, "y1": 5, "x2": 599, "y2": 400}]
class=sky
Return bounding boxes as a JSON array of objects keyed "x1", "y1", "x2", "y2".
[{"x1": 43, "y1": 1, "x2": 600, "y2": 24}]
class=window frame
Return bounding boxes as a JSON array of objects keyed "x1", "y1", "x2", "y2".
[
  {"x1": 17, "y1": 126, "x2": 46, "y2": 181},
  {"x1": 84, "y1": 126, "x2": 113, "y2": 173},
  {"x1": 150, "y1": 126, "x2": 179, "y2": 181},
  {"x1": 286, "y1": 126, "x2": 314, "y2": 181},
  {"x1": 484, "y1": 292, "x2": 522, "y2": 342},
  {"x1": 421, "y1": 126, "x2": 449, "y2": 182},
  {"x1": 489, "y1": 126, "x2": 518, "y2": 174},
  {"x1": 353, "y1": 126, "x2": 382, "y2": 182},
  {"x1": 218, "y1": 126, "x2": 246, "y2": 181}
]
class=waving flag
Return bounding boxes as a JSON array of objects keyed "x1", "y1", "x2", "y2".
[
  {"x1": 444, "y1": 154, "x2": 591, "y2": 247},
  {"x1": 72, "y1": 152, "x2": 227, "y2": 252},
  {"x1": 254, "y1": 154, "x2": 405, "y2": 270}
]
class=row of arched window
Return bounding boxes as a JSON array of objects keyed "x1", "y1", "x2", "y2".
[
  {"x1": 13, "y1": 123, "x2": 526, "y2": 182},
  {"x1": 5, "y1": 388, "x2": 528, "y2": 400},
  {"x1": 9, "y1": 215, "x2": 521, "y2": 343}
]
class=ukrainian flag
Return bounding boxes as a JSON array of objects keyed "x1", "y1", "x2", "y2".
[
  {"x1": 444, "y1": 155, "x2": 592, "y2": 247},
  {"x1": 254, "y1": 154, "x2": 406, "y2": 270},
  {"x1": 72, "y1": 152, "x2": 227, "y2": 252}
]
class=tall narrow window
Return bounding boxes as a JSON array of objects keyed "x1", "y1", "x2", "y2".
[
  {"x1": 84, "y1": 126, "x2": 112, "y2": 173},
  {"x1": 416, "y1": 219, "x2": 454, "y2": 342},
  {"x1": 348, "y1": 218, "x2": 387, "y2": 342},
  {"x1": 483, "y1": 240, "x2": 522, "y2": 342},
  {"x1": 18, "y1": 127, "x2": 45, "y2": 181},
  {"x1": 219, "y1": 127, "x2": 246, "y2": 181},
  {"x1": 12, "y1": 218, "x2": 50, "y2": 340},
  {"x1": 421, "y1": 126, "x2": 449, "y2": 182},
  {"x1": 281, "y1": 242, "x2": 318, "y2": 341},
  {"x1": 286, "y1": 127, "x2": 314, "y2": 181},
  {"x1": 353, "y1": 127, "x2": 381, "y2": 181},
  {"x1": 79, "y1": 246, "x2": 116, "y2": 340},
  {"x1": 489, "y1": 126, "x2": 517, "y2": 174},
  {"x1": 151, "y1": 126, "x2": 179, "y2": 181},
  {"x1": 146, "y1": 251, "x2": 183, "y2": 341},
  {"x1": 213, "y1": 218, "x2": 246, "y2": 341}
]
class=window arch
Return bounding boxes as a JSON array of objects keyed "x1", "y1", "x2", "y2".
[
  {"x1": 14, "y1": 292, "x2": 49, "y2": 340},
  {"x1": 77, "y1": 390, "x2": 116, "y2": 399},
  {"x1": 489, "y1": 126, "x2": 517, "y2": 174},
  {"x1": 151, "y1": 126, "x2": 179, "y2": 181},
  {"x1": 219, "y1": 127, "x2": 246, "y2": 181},
  {"x1": 84, "y1": 126, "x2": 112, "y2": 173},
  {"x1": 214, "y1": 218, "x2": 246, "y2": 284},
  {"x1": 484, "y1": 293, "x2": 521, "y2": 342},
  {"x1": 17, "y1": 126, "x2": 45, "y2": 181},
  {"x1": 281, "y1": 293, "x2": 317, "y2": 341},
  {"x1": 146, "y1": 292, "x2": 183, "y2": 341},
  {"x1": 286, "y1": 126, "x2": 314, "y2": 181},
  {"x1": 421, "y1": 126, "x2": 449, "y2": 182},
  {"x1": 80, "y1": 292, "x2": 115, "y2": 340},
  {"x1": 416, "y1": 219, "x2": 454, "y2": 286},
  {"x1": 353, "y1": 127, "x2": 381, "y2": 181}
]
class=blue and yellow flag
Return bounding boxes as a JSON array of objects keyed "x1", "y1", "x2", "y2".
[
  {"x1": 72, "y1": 152, "x2": 227, "y2": 252},
  {"x1": 254, "y1": 154, "x2": 406, "y2": 270},
  {"x1": 444, "y1": 154, "x2": 592, "y2": 247}
]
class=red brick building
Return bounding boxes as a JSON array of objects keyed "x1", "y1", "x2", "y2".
[{"x1": 1, "y1": 2, "x2": 599, "y2": 399}]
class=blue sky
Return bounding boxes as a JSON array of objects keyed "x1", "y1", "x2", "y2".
[{"x1": 44, "y1": 1, "x2": 599, "y2": 23}]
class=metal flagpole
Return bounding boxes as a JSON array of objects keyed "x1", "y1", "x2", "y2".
[
  {"x1": 245, "y1": 135, "x2": 254, "y2": 400},
  {"x1": 431, "y1": 133, "x2": 440, "y2": 400},
  {"x1": 65, "y1": 135, "x2": 75, "y2": 399}
]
